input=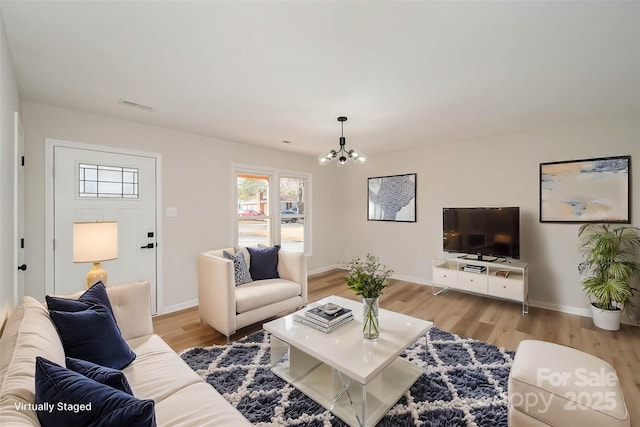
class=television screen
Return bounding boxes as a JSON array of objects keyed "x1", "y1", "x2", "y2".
[{"x1": 443, "y1": 207, "x2": 520, "y2": 259}]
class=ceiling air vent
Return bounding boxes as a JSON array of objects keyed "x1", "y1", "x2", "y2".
[{"x1": 118, "y1": 99, "x2": 156, "y2": 112}]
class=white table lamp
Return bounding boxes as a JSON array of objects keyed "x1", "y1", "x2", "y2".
[{"x1": 73, "y1": 221, "x2": 118, "y2": 288}]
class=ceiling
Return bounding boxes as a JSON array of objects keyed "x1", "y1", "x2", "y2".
[{"x1": 2, "y1": 1, "x2": 639, "y2": 158}]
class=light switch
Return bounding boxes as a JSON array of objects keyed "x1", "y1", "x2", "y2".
[{"x1": 166, "y1": 207, "x2": 178, "y2": 217}]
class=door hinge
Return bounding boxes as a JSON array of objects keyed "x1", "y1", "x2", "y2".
[
  {"x1": 21, "y1": 156, "x2": 25, "y2": 166},
  {"x1": 53, "y1": 239, "x2": 55, "y2": 251},
  {"x1": 20, "y1": 238, "x2": 24, "y2": 249}
]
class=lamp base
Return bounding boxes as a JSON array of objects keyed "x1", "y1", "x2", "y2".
[{"x1": 86, "y1": 262, "x2": 108, "y2": 289}]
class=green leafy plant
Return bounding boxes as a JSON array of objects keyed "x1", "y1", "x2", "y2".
[
  {"x1": 578, "y1": 224, "x2": 640, "y2": 312},
  {"x1": 346, "y1": 254, "x2": 393, "y2": 298},
  {"x1": 346, "y1": 254, "x2": 393, "y2": 339}
]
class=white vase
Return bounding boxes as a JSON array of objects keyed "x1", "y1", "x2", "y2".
[{"x1": 590, "y1": 303, "x2": 622, "y2": 331}]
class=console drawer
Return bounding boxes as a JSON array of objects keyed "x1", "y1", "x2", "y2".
[
  {"x1": 488, "y1": 276, "x2": 523, "y2": 301},
  {"x1": 432, "y1": 267, "x2": 457, "y2": 287},
  {"x1": 457, "y1": 271, "x2": 488, "y2": 293}
]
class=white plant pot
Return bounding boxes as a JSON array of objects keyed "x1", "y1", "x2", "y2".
[{"x1": 590, "y1": 303, "x2": 622, "y2": 331}]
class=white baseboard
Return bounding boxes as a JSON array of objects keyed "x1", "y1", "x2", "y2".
[
  {"x1": 158, "y1": 298, "x2": 198, "y2": 315},
  {"x1": 527, "y1": 298, "x2": 591, "y2": 317},
  {"x1": 308, "y1": 264, "x2": 339, "y2": 276},
  {"x1": 390, "y1": 273, "x2": 432, "y2": 286}
]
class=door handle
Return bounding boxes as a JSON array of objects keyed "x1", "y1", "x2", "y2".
[
  {"x1": 141, "y1": 243, "x2": 155, "y2": 249},
  {"x1": 17, "y1": 264, "x2": 27, "y2": 271}
]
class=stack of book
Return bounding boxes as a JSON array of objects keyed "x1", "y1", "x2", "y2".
[
  {"x1": 294, "y1": 303, "x2": 353, "y2": 333},
  {"x1": 463, "y1": 264, "x2": 486, "y2": 273}
]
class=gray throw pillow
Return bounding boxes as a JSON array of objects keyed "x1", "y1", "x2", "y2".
[{"x1": 223, "y1": 250, "x2": 253, "y2": 286}]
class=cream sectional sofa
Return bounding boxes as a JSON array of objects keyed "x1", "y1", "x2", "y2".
[{"x1": 0, "y1": 281, "x2": 251, "y2": 426}]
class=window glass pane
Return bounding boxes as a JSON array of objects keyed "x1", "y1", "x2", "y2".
[
  {"x1": 122, "y1": 183, "x2": 135, "y2": 196},
  {"x1": 98, "y1": 181, "x2": 123, "y2": 195},
  {"x1": 123, "y1": 171, "x2": 135, "y2": 184},
  {"x1": 83, "y1": 181, "x2": 97, "y2": 195},
  {"x1": 280, "y1": 218, "x2": 304, "y2": 252},
  {"x1": 98, "y1": 168, "x2": 122, "y2": 183},
  {"x1": 84, "y1": 165, "x2": 98, "y2": 181},
  {"x1": 237, "y1": 174, "x2": 269, "y2": 216},
  {"x1": 279, "y1": 177, "x2": 305, "y2": 215},
  {"x1": 238, "y1": 219, "x2": 270, "y2": 247},
  {"x1": 79, "y1": 163, "x2": 139, "y2": 199},
  {"x1": 279, "y1": 177, "x2": 306, "y2": 252}
]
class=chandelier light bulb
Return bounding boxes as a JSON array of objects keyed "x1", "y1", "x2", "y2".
[{"x1": 355, "y1": 153, "x2": 367, "y2": 163}]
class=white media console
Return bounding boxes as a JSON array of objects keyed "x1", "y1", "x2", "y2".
[{"x1": 432, "y1": 256, "x2": 529, "y2": 314}]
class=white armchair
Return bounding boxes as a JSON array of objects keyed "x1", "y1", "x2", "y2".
[{"x1": 196, "y1": 247, "x2": 307, "y2": 339}]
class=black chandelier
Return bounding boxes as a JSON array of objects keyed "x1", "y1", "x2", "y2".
[{"x1": 318, "y1": 116, "x2": 366, "y2": 166}]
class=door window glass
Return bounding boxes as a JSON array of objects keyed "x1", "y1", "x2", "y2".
[{"x1": 79, "y1": 163, "x2": 139, "y2": 198}]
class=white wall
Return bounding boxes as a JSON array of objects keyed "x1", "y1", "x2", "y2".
[
  {"x1": 340, "y1": 113, "x2": 640, "y2": 318},
  {"x1": 21, "y1": 102, "x2": 342, "y2": 312},
  {"x1": 0, "y1": 11, "x2": 21, "y2": 325},
  {"x1": 16, "y1": 104, "x2": 640, "y2": 319}
]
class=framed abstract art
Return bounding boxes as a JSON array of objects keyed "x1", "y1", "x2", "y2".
[{"x1": 539, "y1": 155, "x2": 630, "y2": 223}]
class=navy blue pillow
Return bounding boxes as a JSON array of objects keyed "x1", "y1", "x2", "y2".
[
  {"x1": 49, "y1": 304, "x2": 136, "y2": 369},
  {"x1": 46, "y1": 282, "x2": 116, "y2": 320},
  {"x1": 66, "y1": 357, "x2": 133, "y2": 395},
  {"x1": 35, "y1": 357, "x2": 155, "y2": 427},
  {"x1": 247, "y1": 245, "x2": 280, "y2": 280}
]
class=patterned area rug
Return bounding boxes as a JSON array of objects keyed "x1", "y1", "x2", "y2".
[{"x1": 179, "y1": 327, "x2": 514, "y2": 426}]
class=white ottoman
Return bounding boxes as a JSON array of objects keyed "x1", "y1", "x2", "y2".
[{"x1": 508, "y1": 340, "x2": 629, "y2": 427}]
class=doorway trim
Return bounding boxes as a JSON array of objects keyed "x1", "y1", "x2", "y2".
[
  {"x1": 44, "y1": 138, "x2": 163, "y2": 311},
  {"x1": 14, "y1": 111, "x2": 24, "y2": 307}
]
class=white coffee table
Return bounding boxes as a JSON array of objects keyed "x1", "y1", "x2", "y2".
[{"x1": 263, "y1": 295, "x2": 433, "y2": 427}]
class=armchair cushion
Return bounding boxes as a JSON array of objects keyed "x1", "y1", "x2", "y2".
[
  {"x1": 235, "y1": 279, "x2": 302, "y2": 314},
  {"x1": 246, "y1": 246, "x2": 280, "y2": 280},
  {"x1": 223, "y1": 250, "x2": 253, "y2": 286}
]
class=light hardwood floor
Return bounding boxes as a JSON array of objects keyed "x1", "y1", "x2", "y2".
[{"x1": 153, "y1": 269, "x2": 640, "y2": 426}]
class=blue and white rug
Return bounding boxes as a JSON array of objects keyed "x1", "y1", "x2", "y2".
[{"x1": 179, "y1": 327, "x2": 514, "y2": 426}]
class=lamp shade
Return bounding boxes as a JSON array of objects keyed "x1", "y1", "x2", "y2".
[{"x1": 73, "y1": 221, "x2": 118, "y2": 263}]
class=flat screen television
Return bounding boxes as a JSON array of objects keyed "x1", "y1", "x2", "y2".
[{"x1": 443, "y1": 207, "x2": 520, "y2": 260}]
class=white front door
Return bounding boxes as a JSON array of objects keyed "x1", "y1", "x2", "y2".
[{"x1": 52, "y1": 144, "x2": 158, "y2": 313}]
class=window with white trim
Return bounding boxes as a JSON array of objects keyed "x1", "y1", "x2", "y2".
[{"x1": 235, "y1": 167, "x2": 310, "y2": 253}]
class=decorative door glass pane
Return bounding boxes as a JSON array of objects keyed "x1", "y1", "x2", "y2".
[{"x1": 79, "y1": 163, "x2": 139, "y2": 198}]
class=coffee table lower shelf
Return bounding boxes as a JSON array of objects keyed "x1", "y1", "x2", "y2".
[{"x1": 270, "y1": 339, "x2": 423, "y2": 427}]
